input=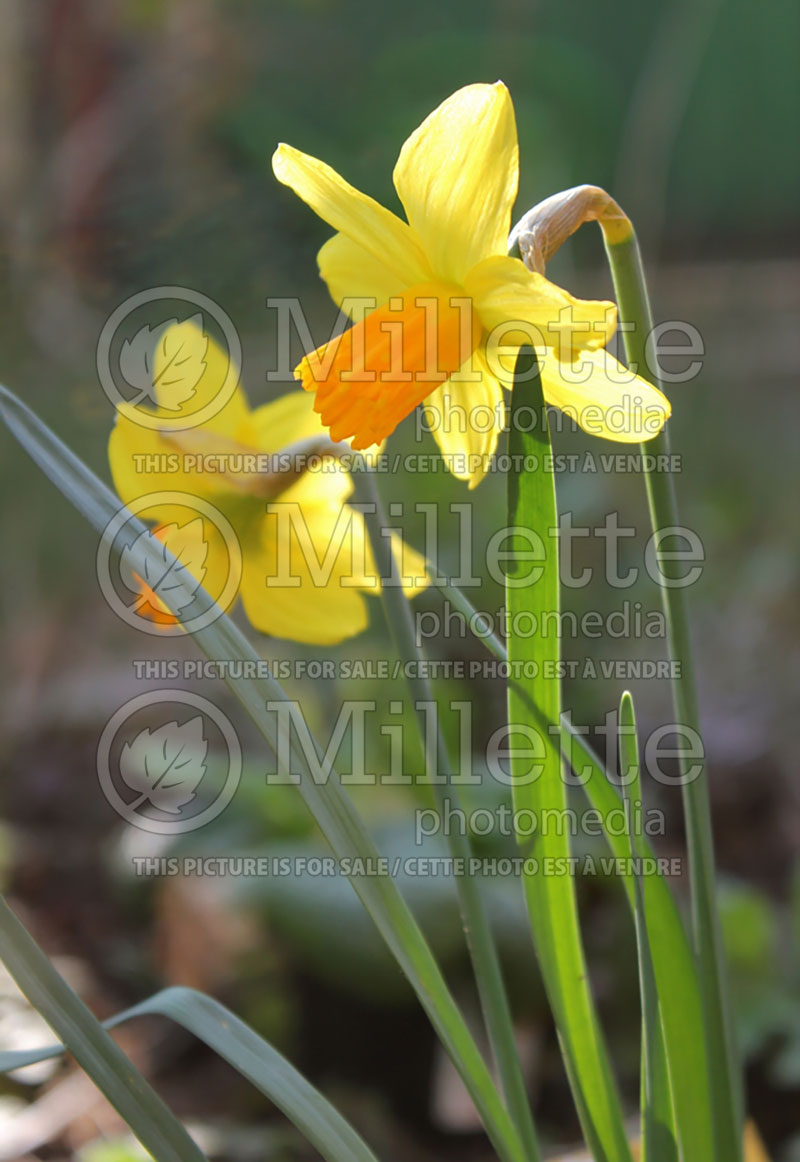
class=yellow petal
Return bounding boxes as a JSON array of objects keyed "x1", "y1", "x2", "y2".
[
  {"x1": 318, "y1": 232, "x2": 408, "y2": 317},
  {"x1": 393, "y1": 82, "x2": 519, "y2": 284},
  {"x1": 538, "y1": 347, "x2": 671, "y2": 443},
  {"x1": 239, "y1": 502, "x2": 372, "y2": 644},
  {"x1": 466, "y1": 255, "x2": 617, "y2": 351},
  {"x1": 243, "y1": 388, "x2": 333, "y2": 452},
  {"x1": 423, "y1": 345, "x2": 505, "y2": 489},
  {"x1": 245, "y1": 390, "x2": 386, "y2": 496},
  {"x1": 278, "y1": 454, "x2": 353, "y2": 511},
  {"x1": 108, "y1": 411, "x2": 241, "y2": 618},
  {"x1": 239, "y1": 495, "x2": 428, "y2": 644},
  {"x1": 386, "y1": 533, "x2": 430, "y2": 594},
  {"x1": 272, "y1": 143, "x2": 429, "y2": 288},
  {"x1": 108, "y1": 406, "x2": 218, "y2": 510},
  {"x1": 242, "y1": 390, "x2": 351, "y2": 507},
  {"x1": 109, "y1": 321, "x2": 250, "y2": 504},
  {"x1": 108, "y1": 327, "x2": 253, "y2": 513},
  {"x1": 151, "y1": 319, "x2": 251, "y2": 436}
]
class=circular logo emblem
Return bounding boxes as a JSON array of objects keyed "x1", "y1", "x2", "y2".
[
  {"x1": 97, "y1": 491, "x2": 242, "y2": 636},
  {"x1": 96, "y1": 286, "x2": 242, "y2": 430},
  {"x1": 97, "y1": 689, "x2": 242, "y2": 834}
]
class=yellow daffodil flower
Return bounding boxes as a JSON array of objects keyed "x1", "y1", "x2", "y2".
[
  {"x1": 108, "y1": 321, "x2": 427, "y2": 644},
  {"x1": 273, "y1": 82, "x2": 671, "y2": 488}
]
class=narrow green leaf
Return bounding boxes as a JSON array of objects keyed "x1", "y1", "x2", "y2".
[
  {"x1": 416, "y1": 572, "x2": 716, "y2": 1161},
  {"x1": 0, "y1": 384, "x2": 525, "y2": 1162},
  {"x1": 618, "y1": 692, "x2": 677, "y2": 1162},
  {"x1": 563, "y1": 720, "x2": 715, "y2": 1160},
  {"x1": 0, "y1": 986, "x2": 380, "y2": 1162},
  {"x1": 356, "y1": 470, "x2": 540, "y2": 1162},
  {"x1": 424, "y1": 491, "x2": 716, "y2": 1161},
  {"x1": 0, "y1": 895, "x2": 206, "y2": 1162},
  {"x1": 505, "y1": 355, "x2": 632, "y2": 1162}
]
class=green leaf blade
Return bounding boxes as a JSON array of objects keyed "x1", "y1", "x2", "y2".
[
  {"x1": 505, "y1": 356, "x2": 632, "y2": 1162},
  {"x1": 564, "y1": 719, "x2": 715, "y2": 1161},
  {"x1": 0, "y1": 986, "x2": 379, "y2": 1162},
  {"x1": 0, "y1": 896, "x2": 206, "y2": 1162},
  {"x1": 618, "y1": 692, "x2": 678, "y2": 1162}
]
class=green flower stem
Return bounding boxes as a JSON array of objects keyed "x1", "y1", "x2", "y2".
[
  {"x1": 354, "y1": 467, "x2": 540, "y2": 1162},
  {"x1": 435, "y1": 574, "x2": 508, "y2": 663},
  {"x1": 602, "y1": 225, "x2": 742, "y2": 1162},
  {"x1": 512, "y1": 186, "x2": 742, "y2": 1160}
]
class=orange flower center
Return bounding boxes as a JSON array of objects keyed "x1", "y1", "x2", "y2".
[
  {"x1": 133, "y1": 570, "x2": 178, "y2": 625},
  {"x1": 294, "y1": 281, "x2": 482, "y2": 449},
  {"x1": 132, "y1": 525, "x2": 178, "y2": 626}
]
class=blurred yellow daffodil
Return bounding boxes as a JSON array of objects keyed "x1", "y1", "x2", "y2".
[
  {"x1": 273, "y1": 82, "x2": 671, "y2": 487},
  {"x1": 108, "y1": 321, "x2": 427, "y2": 644}
]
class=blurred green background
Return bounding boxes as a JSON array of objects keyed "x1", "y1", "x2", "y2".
[{"x1": 0, "y1": 1, "x2": 798, "y2": 1159}]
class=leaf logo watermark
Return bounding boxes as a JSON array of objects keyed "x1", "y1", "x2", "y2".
[
  {"x1": 97, "y1": 492, "x2": 242, "y2": 636},
  {"x1": 118, "y1": 314, "x2": 209, "y2": 411},
  {"x1": 96, "y1": 286, "x2": 241, "y2": 430},
  {"x1": 119, "y1": 717, "x2": 208, "y2": 814},
  {"x1": 119, "y1": 519, "x2": 208, "y2": 618},
  {"x1": 97, "y1": 690, "x2": 242, "y2": 834}
]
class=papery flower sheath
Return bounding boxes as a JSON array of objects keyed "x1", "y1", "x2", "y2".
[
  {"x1": 108, "y1": 321, "x2": 427, "y2": 644},
  {"x1": 273, "y1": 82, "x2": 671, "y2": 487}
]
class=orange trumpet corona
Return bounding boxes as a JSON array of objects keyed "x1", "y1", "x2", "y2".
[{"x1": 295, "y1": 282, "x2": 482, "y2": 449}]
